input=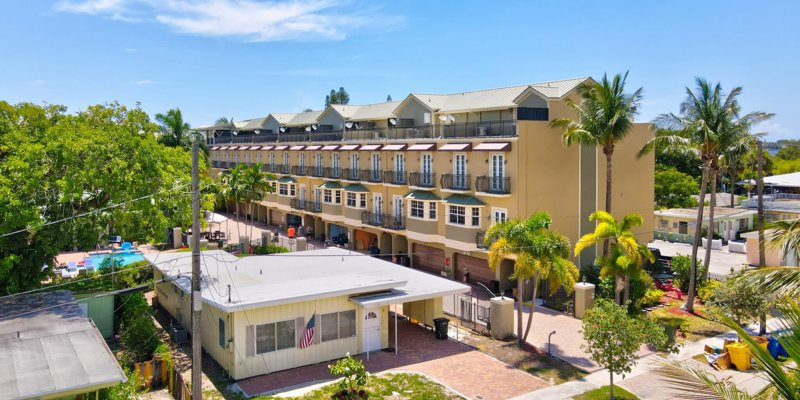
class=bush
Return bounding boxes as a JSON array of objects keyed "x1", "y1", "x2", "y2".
[
  {"x1": 252, "y1": 243, "x2": 289, "y2": 255},
  {"x1": 99, "y1": 369, "x2": 141, "y2": 400},
  {"x1": 697, "y1": 280, "x2": 720, "y2": 303},
  {"x1": 329, "y1": 353, "x2": 368, "y2": 399},
  {"x1": 596, "y1": 270, "x2": 660, "y2": 313},
  {"x1": 639, "y1": 288, "x2": 665, "y2": 308},
  {"x1": 579, "y1": 263, "x2": 602, "y2": 285},
  {"x1": 706, "y1": 277, "x2": 771, "y2": 326},
  {"x1": 670, "y1": 255, "x2": 707, "y2": 294},
  {"x1": 118, "y1": 293, "x2": 159, "y2": 365}
]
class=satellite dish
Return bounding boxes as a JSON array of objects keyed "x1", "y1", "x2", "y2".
[
  {"x1": 345, "y1": 121, "x2": 354, "y2": 129},
  {"x1": 232, "y1": 130, "x2": 239, "y2": 136},
  {"x1": 311, "y1": 124, "x2": 318, "y2": 131},
  {"x1": 354, "y1": 123, "x2": 362, "y2": 130},
  {"x1": 279, "y1": 127, "x2": 287, "y2": 133},
  {"x1": 254, "y1": 130, "x2": 261, "y2": 134},
  {"x1": 438, "y1": 115, "x2": 448, "y2": 122},
  {"x1": 388, "y1": 118, "x2": 397, "y2": 126},
  {"x1": 305, "y1": 126, "x2": 312, "y2": 132},
  {"x1": 447, "y1": 115, "x2": 455, "y2": 122}
]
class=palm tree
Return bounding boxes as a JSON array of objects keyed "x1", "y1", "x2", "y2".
[
  {"x1": 551, "y1": 72, "x2": 643, "y2": 257},
  {"x1": 575, "y1": 211, "x2": 653, "y2": 305},
  {"x1": 218, "y1": 164, "x2": 247, "y2": 244},
  {"x1": 241, "y1": 163, "x2": 275, "y2": 244},
  {"x1": 485, "y1": 212, "x2": 579, "y2": 345},
  {"x1": 640, "y1": 78, "x2": 772, "y2": 312},
  {"x1": 155, "y1": 108, "x2": 191, "y2": 148},
  {"x1": 214, "y1": 116, "x2": 233, "y2": 126}
]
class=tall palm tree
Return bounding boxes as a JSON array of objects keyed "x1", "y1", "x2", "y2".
[
  {"x1": 218, "y1": 164, "x2": 247, "y2": 243},
  {"x1": 155, "y1": 108, "x2": 191, "y2": 148},
  {"x1": 575, "y1": 211, "x2": 653, "y2": 305},
  {"x1": 640, "y1": 78, "x2": 772, "y2": 312},
  {"x1": 485, "y1": 212, "x2": 579, "y2": 345},
  {"x1": 241, "y1": 163, "x2": 275, "y2": 244},
  {"x1": 214, "y1": 116, "x2": 233, "y2": 126},
  {"x1": 551, "y1": 72, "x2": 643, "y2": 257}
]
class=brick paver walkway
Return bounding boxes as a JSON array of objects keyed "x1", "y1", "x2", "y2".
[{"x1": 238, "y1": 316, "x2": 547, "y2": 400}]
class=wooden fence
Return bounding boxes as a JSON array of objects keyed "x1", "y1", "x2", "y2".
[{"x1": 134, "y1": 357, "x2": 191, "y2": 400}]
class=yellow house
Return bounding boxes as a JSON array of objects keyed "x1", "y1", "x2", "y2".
[
  {"x1": 148, "y1": 249, "x2": 468, "y2": 380},
  {"x1": 654, "y1": 207, "x2": 756, "y2": 243}
]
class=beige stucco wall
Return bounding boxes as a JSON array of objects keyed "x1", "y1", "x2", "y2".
[{"x1": 402, "y1": 298, "x2": 444, "y2": 326}]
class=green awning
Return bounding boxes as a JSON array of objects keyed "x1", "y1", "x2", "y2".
[
  {"x1": 442, "y1": 194, "x2": 486, "y2": 206},
  {"x1": 277, "y1": 177, "x2": 297, "y2": 183},
  {"x1": 319, "y1": 181, "x2": 342, "y2": 189},
  {"x1": 403, "y1": 190, "x2": 440, "y2": 201},
  {"x1": 343, "y1": 184, "x2": 369, "y2": 192}
]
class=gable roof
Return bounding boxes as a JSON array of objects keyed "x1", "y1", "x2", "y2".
[
  {"x1": 239, "y1": 117, "x2": 267, "y2": 130},
  {"x1": 266, "y1": 113, "x2": 298, "y2": 125},
  {"x1": 319, "y1": 102, "x2": 402, "y2": 122},
  {"x1": 286, "y1": 110, "x2": 324, "y2": 127}
]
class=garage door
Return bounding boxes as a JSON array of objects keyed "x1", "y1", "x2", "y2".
[
  {"x1": 270, "y1": 210, "x2": 284, "y2": 227},
  {"x1": 412, "y1": 244, "x2": 446, "y2": 277},
  {"x1": 455, "y1": 254, "x2": 495, "y2": 289}
]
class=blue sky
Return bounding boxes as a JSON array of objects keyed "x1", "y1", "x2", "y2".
[{"x1": 2, "y1": 0, "x2": 798, "y2": 140}]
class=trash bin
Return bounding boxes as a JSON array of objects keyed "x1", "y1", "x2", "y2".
[
  {"x1": 725, "y1": 342, "x2": 750, "y2": 371},
  {"x1": 768, "y1": 337, "x2": 789, "y2": 360},
  {"x1": 433, "y1": 318, "x2": 449, "y2": 340},
  {"x1": 753, "y1": 336, "x2": 769, "y2": 352}
]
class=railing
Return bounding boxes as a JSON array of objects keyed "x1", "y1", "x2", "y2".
[
  {"x1": 262, "y1": 164, "x2": 278, "y2": 173},
  {"x1": 361, "y1": 169, "x2": 383, "y2": 183},
  {"x1": 383, "y1": 170, "x2": 407, "y2": 185},
  {"x1": 279, "y1": 164, "x2": 290, "y2": 174},
  {"x1": 309, "y1": 166, "x2": 324, "y2": 177},
  {"x1": 476, "y1": 230, "x2": 487, "y2": 249},
  {"x1": 475, "y1": 176, "x2": 510, "y2": 194},
  {"x1": 304, "y1": 201, "x2": 321, "y2": 213},
  {"x1": 439, "y1": 120, "x2": 516, "y2": 138},
  {"x1": 342, "y1": 168, "x2": 361, "y2": 181},
  {"x1": 359, "y1": 212, "x2": 405, "y2": 230},
  {"x1": 290, "y1": 198, "x2": 306, "y2": 210},
  {"x1": 441, "y1": 174, "x2": 471, "y2": 191},
  {"x1": 323, "y1": 167, "x2": 341, "y2": 179},
  {"x1": 408, "y1": 172, "x2": 436, "y2": 188},
  {"x1": 361, "y1": 211, "x2": 384, "y2": 227},
  {"x1": 382, "y1": 214, "x2": 405, "y2": 230},
  {"x1": 291, "y1": 165, "x2": 307, "y2": 176}
]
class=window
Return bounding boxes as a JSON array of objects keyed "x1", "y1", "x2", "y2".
[
  {"x1": 678, "y1": 221, "x2": 688, "y2": 234},
  {"x1": 346, "y1": 192, "x2": 356, "y2": 207},
  {"x1": 410, "y1": 200, "x2": 424, "y2": 218},
  {"x1": 339, "y1": 310, "x2": 356, "y2": 338},
  {"x1": 492, "y1": 208, "x2": 507, "y2": 225},
  {"x1": 324, "y1": 189, "x2": 332, "y2": 203},
  {"x1": 299, "y1": 153, "x2": 306, "y2": 170},
  {"x1": 269, "y1": 153, "x2": 275, "y2": 169},
  {"x1": 471, "y1": 207, "x2": 480, "y2": 226},
  {"x1": 289, "y1": 184, "x2": 296, "y2": 197},
  {"x1": 359, "y1": 193, "x2": 367, "y2": 208},
  {"x1": 321, "y1": 313, "x2": 339, "y2": 342},
  {"x1": 660, "y1": 219, "x2": 668, "y2": 228},
  {"x1": 333, "y1": 153, "x2": 340, "y2": 171},
  {"x1": 256, "y1": 324, "x2": 276, "y2": 354},
  {"x1": 429, "y1": 202, "x2": 437, "y2": 219},
  {"x1": 283, "y1": 152, "x2": 289, "y2": 167},
  {"x1": 395, "y1": 153, "x2": 405, "y2": 173},
  {"x1": 350, "y1": 153, "x2": 358, "y2": 170},
  {"x1": 255, "y1": 320, "x2": 295, "y2": 354},
  {"x1": 279, "y1": 183, "x2": 288, "y2": 196},
  {"x1": 449, "y1": 205, "x2": 466, "y2": 225},
  {"x1": 335, "y1": 190, "x2": 341, "y2": 204},
  {"x1": 276, "y1": 320, "x2": 295, "y2": 350},
  {"x1": 739, "y1": 218, "x2": 747, "y2": 230},
  {"x1": 218, "y1": 318, "x2": 225, "y2": 349}
]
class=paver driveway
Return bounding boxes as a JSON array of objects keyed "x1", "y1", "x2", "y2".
[{"x1": 237, "y1": 316, "x2": 547, "y2": 400}]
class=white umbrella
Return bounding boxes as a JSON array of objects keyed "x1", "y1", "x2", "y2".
[{"x1": 205, "y1": 211, "x2": 229, "y2": 224}]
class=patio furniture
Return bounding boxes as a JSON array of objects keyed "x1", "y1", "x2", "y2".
[
  {"x1": 84, "y1": 258, "x2": 95, "y2": 273},
  {"x1": 121, "y1": 242, "x2": 133, "y2": 251}
]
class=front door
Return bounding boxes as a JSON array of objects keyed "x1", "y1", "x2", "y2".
[
  {"x1": 362, "y1": 308, "x2": 381, "y2": 352},
  {"x1": 373, "y1": 193, "x2": 383, "y2": 224}
]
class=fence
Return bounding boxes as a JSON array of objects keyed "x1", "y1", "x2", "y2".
[
  {"x1": 538, "y1": 279, "x2": 574, "y2": 315},
  {"x1": 134, "y1": 357, "x2": 191, "y2": 399},
  {"x1": 446, "y1": 292, "x2": 491, "y2": 334}
]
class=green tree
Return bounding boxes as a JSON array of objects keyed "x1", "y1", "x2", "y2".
[
  {"x1": 218, "y1": 164, "x2": 247, "y2": 243},
  {"x1": 386, "y1": 94, "x2": 392, "y2": 102},
  {"x1": 641, "y1": 78, "x2": 773, "y2": 312},
  {"x1": 328, "y1": 353, "x2": 368, "y2": 398},
  {"x1": 155, "y1": 108, "x2": 190, "y2": 148},
  {"x1": 575, "y1": 211, "x2": 653, "y2": 305},
  {"x1": 582, "y1": 299, "x2": 673, "y2": 400},
  {"x1": 669, "y1": 254, "x2": 707, "y2": 294},
  {"x1": 325, "y1": 87, "x2": 351, "y2": 107},
  {"x1": 776, "y1": 145, "x2": 800, "y2": 160},
  {"x1": 118, "y1": 293, "x2": 159, "y2": 364},
  {"x1": 485, "y1": 212, "x2": 579, "y2": 344},
  {"x1": 706, "y1": 275, "x2": 771, "y2": 326},
  {"x1": 551, "y1": 72, "x2": 643, "y2": 257},
  {"x1": 241, "y1": 163, "x2": 275, "y2": 242},
  {"x1": 655, "y1": 167, "x2": 699, "y2": 208},
  {"x1": 214, "y1": 116, "x2": 233, "y2": 126},
  {"x1": 656, "y1": 135, "x2": 703, "y2": 180}
]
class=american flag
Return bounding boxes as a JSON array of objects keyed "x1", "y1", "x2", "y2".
[{"x1": 299, "y1": 314, "x2": 315, "y2": 349}]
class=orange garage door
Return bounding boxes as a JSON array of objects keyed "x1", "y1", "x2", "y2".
[
  {"x1": 412, "y1": 244, "x2": 446, "y2": 277},
  {"x1": 455, "y1": 253, "x2": 495, "y2": 288}
]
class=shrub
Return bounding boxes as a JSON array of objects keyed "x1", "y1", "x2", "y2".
[
  {"x1": 100, "y1": 369, "x2": 141, "y2": 400},
  {"x1": 697, "y1": 279, "x2": 720, "y2": 303},
  {"x1": 252, "y1": 243, "x2": 289, "y2": 255},
  {"x1": 579, "y1": 263, "x2": 602, "y2": 285},
  {"x1": 118, "y1": 293, "x2": 159, "y2": 365},
  {"x1": 329, "y1": 353, "x2": 368, "y2": 399},
  {"x1": 706, "y1": 277, "x2": 771, "y2": 326},
  {"x1": 670, "y1": 255, "x2": 706, "y2": 294},
  {"x1": 639, "y1": 288, "x2": 665, "y2": 308},
  {"x1": 596, "y1": 270, "x2": 660, "y2": 313}
]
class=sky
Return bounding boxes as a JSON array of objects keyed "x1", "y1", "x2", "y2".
[{"x1": 1, "y1": 0, "x2": 799, "y2": 140}]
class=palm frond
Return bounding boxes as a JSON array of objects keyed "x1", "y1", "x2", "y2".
[{"x1": 657, "y1": 361, "x2": 756, "y2": 400}]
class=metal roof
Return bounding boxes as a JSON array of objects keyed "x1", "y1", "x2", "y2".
[
  {"x1": 286, "y1": 110, "x2": 324, "y2": 127},
  {"x1": 239, "y1": 117, "x2": 267, "y2": 130},
  {"x1": 266, "y1": 113, "x2": 297, "y2": 125},
  {"x1": 443, "y1": 194, "x2": 486, "y2": 206},
  {"x1": 343, "y1": 184, "x2": 369, "y2": 192},
  {"x1": 764, "y1": 172, "x2": 800, "y2": 188},
  {"x1": 404, "y1": 190, "x2": 440, "y2": 201},
  {"x1": 0, "y1": 291, "x2": 126, "y2": 400}
]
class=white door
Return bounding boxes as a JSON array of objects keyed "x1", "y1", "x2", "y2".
[
  {"x1": 314, "y1": 188, "x2": 321, "y2": 205},
  {"x1": 362, "y1": 308, "x2": 381, "y2": 352},
  {"x1": 421, "y1": 154, "x2": 433, "y2": 186},
  {"x1": 300, "y1": 185, "x2": 306, "y2": 206},
  {"x1": 373, "y1": 193, "x2": 383, "y2": 223},
  {"x1": 454, "y1": 153, "x2": 467, "y2": 188},
  {"x1": 393, "y1": 196, "x2": 403, "y2": 219},
  {"x1": 491, "y1": 154, "x2": 504, "y2": 191}
]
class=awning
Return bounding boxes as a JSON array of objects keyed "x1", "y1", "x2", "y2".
[
  {"x1": 404, "y1": 190, "x2": 440, "y2": 201},
  {"x1": 381, "y1": 144, "x2": 407, "y2": 151},
  {"x1": 359, "y1": 144, "x2": 381, "y2": 151},
  {"x1": 473, "y1": 142, "x2": 511, "y2": 151},
  {"x1": 340, "y1": 144, "x2": 360, "y2": 151},
  {"x1": 306, "y1": 145, "x2": 322, "y2": 150},
  {"x1": 290, "y1": 145, "x2": 305, "y2": 150},
  {"x1": 442, "y1": 194, "x2": 486, "y2": 206},
  {"x1": 228, "y1": 146, "x2": 239, "y2": 150},
  {"x1": 261, "y1": 145, "x2": 274, "y2": 150},
  {"x1": 249, "y1": 146, "x2": 262, "y2": 150},
  {"x1": 343, "y1": 184, "x2": 369, "y2": 192},
  {"x1": 438, "y1": 143, "x2": 471, "y2": 151},
  {"x1": 210, "y1": 146, "x2": 220, "y2": 150},
  {"x1": 322, "y1": 145, "x2": 340, "y2": 150},
  {"x1": 278, "y1": 177, "x2": 297, "y2": 183},
  {"x1": 238, "y1": 146, "x2": 250, "y2": 150},
  {"x1": 274, "y1": 145, "x2": 288, "y2": 150},
  {"x1": 319, "y1": 181, "x2": 343, "y2": 189},
  {"x1": 407, "y1": 143, "x2": 435, "y2": 151}
]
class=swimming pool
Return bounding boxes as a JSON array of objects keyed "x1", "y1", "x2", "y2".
[{"x1": 86, "y1": 250, "x2": 146, "y2": 268}]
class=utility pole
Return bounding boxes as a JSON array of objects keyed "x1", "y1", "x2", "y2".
[
  {"x1": 757, "y1": 140, "x2": 767, "y2": 335},
  {"x1": 191, "y1": 139, "x2": 202, "y2": 400}
]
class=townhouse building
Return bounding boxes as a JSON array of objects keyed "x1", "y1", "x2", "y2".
[{"x1": 201, "y1": 77, "x2": 655, "y2": 294}]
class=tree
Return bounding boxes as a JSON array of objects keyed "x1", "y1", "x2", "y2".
[
  {"x1": 656, "y1": 135, "x2": 703, "y2": 180},
  {"x1": 485, "y1": 212, "x2": 579, "y2": 344},
  {"x1": 706, "y1": 275, "x2": 771, "y2": 326},
  {"x1": 325, "y1": 87, "x2": 351, "y2": 107},
  {"x1": 640, "y1": 78, "x2": 773, "y2": 312},
  {"x1": 386, "y1": 95, "x2": 392, "y2": 102},
  {"x1": 582, "y1": 299, "x2": 672, "y2": 400},
  {"x1": 575, "y1": 211, "x2": 653, "y2": 305},
  {"x1": 155, "y1": 108, "x2": 191, "y2": 148},
  {"x1": 551, "y1": 72, "x2": 643, "y2": 257},
  {"x1": 328, "y1": 353, "x2": 368, "y2": 398},
  {"x1": 776, "y1": 145, "x2": 800, "y2": 160},
  {"x1": 118, "y1": 293, "x2": 159, "y2": 364},
  {"x1": 214, "y1": 116, "x2": 233, "y2": 126},
  {"x1": 241, "y1": 163, "x2": 275, "y2": 243},
  {"x1": 655, "y1": 167, "x2": 699, "y2": 208},
  {"x1": 669, "y1": 254, "x2": 707, "y2": 294},
  {"x1": 218, "y1": 164, "x2": 247, "y2": 243}
]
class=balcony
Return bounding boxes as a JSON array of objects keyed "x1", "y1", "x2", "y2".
[
  {"x1": 382, "y1": 214, "x2": 405, "y2": 230},
  {"x1": 291, "y1": 165, "x2": 308, "y2": 176},
  {"x1": 323, "y1": 167, "x2": 341, "y2": 179},
  {"x1": 361, "y1": 211, "x2": 384, "y2": 227},
  {"x1": 278, "y1": 164, "x2": 290, "y2": 174},
  {"x1": 304, "y1": 201, "x2": 321, "y2": 213},
  {"x1": 384, "y1": 170, "x2": 407, "y2": 185},
  {"x1": 440, "y1": 120, "x2": 516, "y2": 138},
  {"x1": 475, "y1": 176, "x2": 511, "y2": 194},
  {"x1": 441, "y1": 174, "x2": 471, "y2": 191},
  {"x1": 361, "y1": 212, "x2": 406, "y2": 230},
  {"x1": 309, "y1": 166, "x2": 324, "y2": 178},
  {"x1": 262, "y1": 164, "x2": 278, "y2": 173},
  {"x1": 342, "y1": 168, "x2": 361, "y2": 181},
  {"x1": 408, "y1": 172, "x2": 436, "y2": 188},
  {"x1": 290, "y1": 198, "x2": 306, "y2": 210},
  {"x1": 361, "y1": 169, "x2": 383, "y2": 183}
]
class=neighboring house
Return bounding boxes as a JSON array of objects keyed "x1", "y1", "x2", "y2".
[
  {"x1": 693, "y1": 192, "x2": 742, "y2": 207},
  {"x1": 654, "y1": 207, "x2": 757, "y2": 243},
  {"x1": 740, "y1": 194, "x2": 800, "y2": 222},
  {"x1": 149, "y1": 248, "x2": 469, "y2": 380},
  {"x1": 741, "y1": 229, "x2": 799, "y2": 266},
  {"x1": 0, "y1": 291, "x2": 126, "y2": 400},
  {"x1": 200, "y1": 77, "x2": 655, "y2": 294}
]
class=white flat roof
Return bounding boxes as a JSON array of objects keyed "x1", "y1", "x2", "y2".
[{"x1": 148, "y1": 248, "x2": 469, "y2": 312}]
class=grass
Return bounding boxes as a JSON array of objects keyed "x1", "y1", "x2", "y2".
[
  {"x1": 572, "y1": 385, "x2": 640, "y2": 400},
  {"x1": 649, "y1": 300, "x2": 729, "y2": 346},
  {"x1": 252, "y1": 373, "x2": 461, "y2": 400},
  {"x1": 176, "y1": 246, "x2": 209, "y2": 252}
]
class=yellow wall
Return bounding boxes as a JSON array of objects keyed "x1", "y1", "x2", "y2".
[{"x1": 402, "y1": 298, "x2": 444, "y2": 326}]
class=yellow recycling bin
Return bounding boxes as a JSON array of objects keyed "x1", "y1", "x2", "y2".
[
  {"x1": 725, "y1": 342, "x2": 751, "y2": 371},
  {"x1": 753, "y1": 336, "x2": 769, "y2": 352}
]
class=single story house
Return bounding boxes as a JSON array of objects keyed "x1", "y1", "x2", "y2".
[
  {"x1": 741, "y1": 194, "x2": 800, "y2": 222},
  {"x1": 0, "y1": 291, "x2": 126, "y2": 400},
  {"x1": 741, "y1": 230, "x2": 799, "y2": 267},
  {"x1": 148, "y1": 248, "x2": 469, "y2": 380},
  {"x1": 654, "y1": 207, "x2": 757, "y2": 243}
]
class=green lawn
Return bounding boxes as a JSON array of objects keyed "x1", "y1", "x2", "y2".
[
  {"x1": 649, "y1": 301, "x2": 729, "y2": 345},
  {"x1": 253, "y1": 373, "x2": 461, "y2": 400},
  {"x1": 572, "y1": 385, "x2": 640, "y2": 400}
]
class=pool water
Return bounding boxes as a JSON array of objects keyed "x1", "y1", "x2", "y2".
[{"x1": 87, "y1": 251, "x2": 146, "y2": 267}]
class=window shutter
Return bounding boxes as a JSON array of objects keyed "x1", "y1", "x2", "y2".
[
  {"x1": 246, "y1": 325, "x2": 255, "y2": 357},
  {"x1": 314, "y1": 313, "x2": 321, "y2": 344},
  {"x1": 295, "y1": 317, "x2": 304, "y2": 348}
]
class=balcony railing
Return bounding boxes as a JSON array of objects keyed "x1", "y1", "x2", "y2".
[
  {"x1": 290, "y1": 198, "x2": 306, "y2": 210},
  {"x1": 361, "y1": 169, "x2": 383, "y2": 183},
  {"x1": 291, "y1": 165, "x2": 308, "y2": 176},
  {"x1": 360, "y1": 212, "x2": 406, "y2": 230},
  {"x1": 382, "y1": 214, "x2": 405, "y2": 230},
  {"x1": 304, "y1": 201, "x2": 321, "y2": 213},
  {"x1": 439, "y1": 120, "x2": 517, "y2": 138},
  {"x1": 323, "y1": 167, "x2": 341, "y2": 179},
  {"x1": 408, "y1": 172, "x2": 436, "y2": 188},
  {"x1": 262, "y1": 164, "x2": 278, "y2": 173},
  {"x1": 342, "y1": 168, "x2": 361, "y2": 181},
  {"x1": 383, "y1": 170, "x2": 407, "y2": 185},
  {"x1": 361, "y1": 211, "x2": 384, "y2": 227},
  {"x1": 309, "y1": 166, "x2": 324, "y2": 177},
  {"x1": 475, "y1": 176, "x2": 511, "y2": 194},
  {"x1": 278, "y1": 164, "x2": 290, "y2": 174},
  {"x1": 441, "y1": 174, "x2": 471, "y2": 191}
]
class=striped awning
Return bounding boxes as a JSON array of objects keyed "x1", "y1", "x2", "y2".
[
  {"x1": 306, "y1": 145, "x2": 322, "y2": 150},
  {"x1": 407, "y1": 143, "x2": 435, "y2": 151},
  {"x1": 249, "y1": 146, "x2": 262, "y2": 150},
  {"x1": 210, "y1": 146, "x2": 220, "y2": 150},
  {"x1": 340, "y1": 144, "x2": 360, "y2": 151},
  {"x1": 261, "y1": 145, "x2": 274, "y2": 150},
  {"x1": 218, "y1": 146, "x2": 229, "y2": 150},
  {"x1": 359, "y1": 144, "x2": 381, "y2": 151},
  {"x1": 290, "y1": 145, "x2": 305, "y2": 151},
  {"x1": 473, "y1": 142, "x2": 511, "y2": 151},
  {"x1": 438, "y1": 143, "x2": 471, "y2": 151},
  {"x1": 274, "y1": 145, "x2": 288, "y2": 150},
  {"x1": 381, "y1": 144, "x2": 407, "y2": 151},
  {"x1": 322, "y1": 145, "x2": 340, "y2": 150},
  {"x1": 238, "y1": 146, "x2": 250, "y2": 150},
  {"x1": 228, "y1": 146, "x2": 239, "y2": 150}
]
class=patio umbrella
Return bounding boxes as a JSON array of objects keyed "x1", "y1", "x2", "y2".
[{"x1": 205, "y1": 211, "x2": 230, "y2": 237}]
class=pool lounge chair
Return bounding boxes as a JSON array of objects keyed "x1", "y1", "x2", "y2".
[
  {"x1": 61, "y1": 261, "x2": 79, "y2": 279},
  {"x1": 84, "y1": 258, "x2": 95, "y2": 273},
  {"x1": 121, "y1": 242, "x2": 133, "y2": 251}
]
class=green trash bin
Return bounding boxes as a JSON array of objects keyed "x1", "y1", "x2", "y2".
[{"x1": 433, "y1": 318, "x2": 449, "y2": 340}]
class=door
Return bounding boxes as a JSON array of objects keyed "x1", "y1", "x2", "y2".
[
  {"x1": 373, "y1": 193, "x2": 383, "y2": 223},
  {"x1": 455, "y1": 253, "x2": 495, "y2": 289},
  {"x1": 299, "y1": 185, "x2": 306, "y2": 207},
  {"x1": 362, "y1": 308, "x2": 381, "y2": 352},
  {"x1": 314, "y1": 187, "x2": 321, "y2": 206},
  {"x1": 393, "y1": 196, "x2": 403, "y2": 219},
  {"x1": 395, "y1": 153, "x2": 405, "y2": 183},
  {"x1": 372, "y1": 153, "x2": 381, "y2": 181},
  {"x1": 454, "y1": 153, "x2": 467, "y2": 188},
  {"x1": 412, "y1": 244, "x2": 446, "y2": 276},
  {"x1": 491, "y1": 154, "x2": 504, "y2": 191},
  {"x1": 421, "y1": 154, "x2": 433, "y2": 186}
]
